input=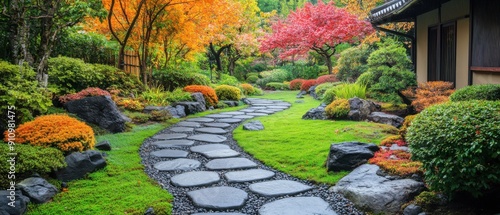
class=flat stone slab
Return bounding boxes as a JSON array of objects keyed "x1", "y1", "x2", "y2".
[
  {"x1": 239, "y1": 109, "x2": 255, "y2": 113},
  {"x1": 206, "y1": 158, "x2": 258, "y2": 170},
  {"x1": 188, "y1": 134, "x2": 227, "y2": 143},
  {"x1": 176, "y1": 121, "x2": 202, "y2": 128},
  {"x1": 225, "y1": 169, "x2": 275, "y2": 183},
  {"x1": 267, "y1": 105, "x2": 289, "y2": 109},
  {"x1": 259, "y1": 197, "x2": 337, "y2": 215},
  {"x1": 154, "y1": 158, "x2": 201, "y2": 171},
  {"x1": 251, "y1": 104, "x2": 273, "y2": 106},
  {"x1": 170, "y1": 171, "x2": 220, "y2": 187},
  {"x1": 204, "y1": 123, "x2": 232, "y2": 128},
  {"x1": 169, "y1": 127, "x2": 194, "y2": 132},
  {"x1": 245, "y1": 113, "x2": 268, "y2": 116},
  {"x1": 195, "y1": 127, "x2": 228, "y2": 134},
  {"x1": 190, "y1": 144, "x2": 230, "y2": 153},
  {"x1": 187, "y1": 117, "x2": 215, "y2": 123},
  {"x1": 152, "y1": 133, "x2": 188, "y2": 140},
  {"x1": 249, "y1": 180, "x2": 312, "y2": 197},
  {"x1": 192, "y1": 213, "x2": 246, "y2": 215},
  {"x1": 217, "y1": 118, "x2": 243, "y2": 123},
  {"x1": 150, "y1": 149, "x2": 188, "y2": 158},
  {"x1": 201, "y1": 149, "x2": 240, "y2": 158},
  {"x1": 268, "y1": 108, "x2": 285, "y2": 112},
  {"x1": 232, "y1": 115, "x2": 254, "y2": 119},
  {"x1": 247, "y1": 106, "x2": 267, "y2": 110},
  {"x1": 205, "y1": 114, "x2": 233, "y2": 118},
  {"x1": 187, "y1": 186, "x2": 248, "y2": 210},
  {"x1": 221, "y1": 111, "x2": 246, "y2": 115},
  {"x1": 255, "y1": 110, "x2": 275, "y2": 114},
  {"x1": 152, "y1": 140, "x2": 195, "y2": 148}
]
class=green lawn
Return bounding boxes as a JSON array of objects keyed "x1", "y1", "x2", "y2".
[{"x1": 233, "y1": 91, "x2": 397, "y2": 184}]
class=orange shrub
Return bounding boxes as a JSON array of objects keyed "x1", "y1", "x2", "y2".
[
  {"x1": 369, "y1": 149, "x2": 423, "y2": 177},
  {"x1": 4, "y1": 114, "x2": 95, "y2": 153},
  {"x1": 289, "y1": 79, "x2": 306, "y2": 90},
  {"x1": 183, "y1": 85, "x2": 218, "y2": 107},
  {"x1": 315, "y1": 74, "x2": 338, "y2": 85},
  {"x1": 59, "y1": 87, "x2": 111, "y2": 104},
  {"x1": 300, "y1": 79, "x2": 317, "y2": 91},
  {"x1": 402, "y1": 81, "x2": 455, "y2": 112},
  {"x1": 380, "y1": 135, "x2": 403, "y2": 147},
  {"x1": 117, "y1": 98, "x2": 145, "y2": 112}
]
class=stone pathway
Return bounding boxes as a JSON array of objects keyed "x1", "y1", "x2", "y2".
[{"x1": 140, "y1": 98, "x2": 363, "y2": 215}]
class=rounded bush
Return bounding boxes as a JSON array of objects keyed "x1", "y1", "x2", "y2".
[
  {"x1": 300, "y1": 79, "x2": 317, "y2": 91},
  {"x1": 315, "y1": 82, "x2": 341, "y2": 99},
  {"x1": 240, "y1": 84, "x2": 255, "y2": 95},
  {"x1": 117, "y1": 98, "x2": 145, "y2": 112},
  {"x1": 449, "y1": 84, "x2": 500, "y2": 102},
  {"x1": 266, "y1": 82, "x2": 288, "y2": 90},
  {"x1": 325, "y1": 99, "x2": 350, "y2": 119},
  {"x1": 59, "y1": 87, "x2": 111, "y2": 104},
  {"x1": 399, "y1": 114, "x2": 417, "y2": 138},
  {"x1": 315, "y1": 75, "x2": 338, "y2": 85},
  {"x1": 289, "y1": 79, "x2": 306, "y2": 90},
  {"x1": 215, "y1": 85, "x2": 241, "y2": 101},
  {"x1": 407, "y1": 101, "x2": 500, "y2": 197},
  {"x1": 322, "y1": 87, "x2": 338, "y2": 104},
  {"x1": 246, "y1": 75, "x2": 258, "y2": 83},
  {"x1": 218, "y1": 74, "x2": 240, "y2": 87},
  {"x1": 183, "y1": 85, "x2": 218, "y2": 107},
  {"x1": 5, "y1": 114, "x2": 96, "y2": 153}
]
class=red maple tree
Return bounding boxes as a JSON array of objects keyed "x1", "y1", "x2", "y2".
[{"x1": 260, "y1": 2, "x2": 374, "y2": 74}]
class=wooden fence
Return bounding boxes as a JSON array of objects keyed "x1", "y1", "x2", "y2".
[{"x1": 124, "y1": 50, "x2": 140, "y2": 78}]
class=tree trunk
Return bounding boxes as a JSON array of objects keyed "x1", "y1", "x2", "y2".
[{"x1": 325, "y1": 55, "x2": 333, "y2": 74}]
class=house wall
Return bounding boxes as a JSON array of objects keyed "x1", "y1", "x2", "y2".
[{"x1": 415, "y1": 0, "x2": 470, "y2": 89}]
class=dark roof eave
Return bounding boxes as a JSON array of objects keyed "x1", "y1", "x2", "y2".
[{"x1": 369, "y1": 0, "x2": 419, "y2": 25}]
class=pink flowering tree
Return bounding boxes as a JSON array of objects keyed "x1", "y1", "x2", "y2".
[{"x1": 260, "y1": 2, "x2": 374, "y2": 74}]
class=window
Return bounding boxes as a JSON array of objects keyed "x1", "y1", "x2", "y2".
[{"x1": 428, "y1": 22, "x2": 456, "y2": 85}]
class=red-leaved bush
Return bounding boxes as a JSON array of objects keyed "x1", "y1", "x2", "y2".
[
  {"x1": 369, "y1": 149, "x2": 422, "y2": 177},
  {"x1": 183, "y1": 85, "x2": 218, "y2": 107},
  {"x1": 289, "y1": 79, "x2": 306, "y2": 90},
  {"x1": 316, "y1": 74, "x2": 337, "y2": 85},
  {"x1": 300, "y1": 79, "x2": 317, "y2": 91},
  {"x1": 59, "y1": 87, "x2": 111, "y2": 104},
  {"x1": 401, "y1": 81, "x2": 455, "y2": 112}
]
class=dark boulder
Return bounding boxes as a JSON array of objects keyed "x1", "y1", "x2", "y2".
[
  {"x1": 241, "y1": 98, "x2": 251, "y2": 105},
  {"x1": 191, "y1": 92, "x2": 207, "y2": 109},
  {"x1": 302, "y1": 104, "x2": 327, "y2": 120},
  {"x1": 243, "y1": 120, "x2": 264, "y2": 131},
  {"x1": 308, "y1": 85, "x2": 319, "y2": 100},
  {"x1": 65, "y1": 96, "x2": 128, "y2": 133},
  {"x1": 95, "y1": 140, "x2": 111, "y2": 151},
  {"x1": 403, "y1": 204, "x2": 423, "y2": 215},
  {"x1": 173, "y1": 102, "x2": 205, "y2": 115},
  {"x1": 165, "y1": 105, "x2": 186, "y2": 118},
  {"x1": 16, "y1": 177, "x2": 57, "y2": 204},
  {"x1": 222, "y1": 101, "x2": 239, "y2": 107},
  {"x1": 326, "y1": 141, "x2": 379, "y2": 172},
  {"x1": 348, "y1": 97, "x2": 381, "y2": 121},
  {"x1": 0, "y1": 190, "x2": 29, "y2": 215},
  {"x1": 368, "y1": 112, "x2": 404, "y2": 128},
  {"x1": 296, "y1": 90, "x2": 307, "y2": 98},
  {"x1": 55, "y1": 150, "x2": 107, "y2": 182}
]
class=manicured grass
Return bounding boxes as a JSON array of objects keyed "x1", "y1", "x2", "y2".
[
  {"x1": 233, "y1": 91, "x2": 397, "y2": 184},
  {"x1": 28, "y1": 122, "x2": 178, "y2": 215}
]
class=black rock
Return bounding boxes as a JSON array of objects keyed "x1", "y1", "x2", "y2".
[
  {"x1": 0, "y1": 190, "x2": 29, "y2": 215},
  {"x1": 55, "y1": 150, "x2": 107, "y2": 182},
  {"x1": 65, "y1": 96, "x2": 128, "y2": 133},
  {"x1": 326, "y1": 142, "x2": 379, "y2": 172},
  {"x1": 308, "y1": 85, "x2": 319, "y2": 99},
  {"x1": 296, "y1": 90, "x2": 307, "y2": 98},
  {"x1": 191, "y1": 92, "x2": 207, "y2": 109},
  {"x1": 242, "y1": 120, "x2": 264, "y2": 131},
  {"x1": 403, "y1": 204, "x2": 423, "y2": 215},
  {"x1": 222, "y1": 100, "x2": 239, "y2": 107},
  {"x1": 144, "y1": 207, "x2": 155, "y2": 215},
  {"x1": 143, "y1": 106, "x2": 164, "y2": 113},
  {"x1": 166, "y1": 105, "x2": 187, "y2": 118},
  {"x1": 302, "y1": 104, "x2": 327, "y2": 120},
  {"x1": 348, "y1": 97, "x2": 381, "y2": 121},
  {"x1": 16, "y1": 177, "x2": 57, "y2": 204},
  {"x1": 241, "y1": 98, "x2": 251, "y2": 105},
  {"x1": 173, "y1": 102, "x2": 205, "y2": 115},
  {"x1": 367, "y1": 112, "x2": 404, "y2": 128},
  {"x1": 95, "y1": 140, "x2": 111, "y2": 151}
]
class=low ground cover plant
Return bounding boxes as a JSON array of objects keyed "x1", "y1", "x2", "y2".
[
  {"x1": 59, "y1": 87, "x2": 111, "y2": 104},
  {"x1": 368, "y1": 149, "x2": 422, "y2": 177},
  {"x1": 325, "y1": 99, "x2": 350, "y2": 119}
]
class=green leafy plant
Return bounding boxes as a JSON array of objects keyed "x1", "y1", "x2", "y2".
[
  {"x1": 325, "y1": 99, "x2": 350, "y2": 119},
  {"x1": 165, "y1": 88, "x2": 193, "y2": 103},
  {"x1": 140, "y1": 82, "x2": 169, "y2": 106},
  {"x1": 150, "y1": 110, "x2": 172, "y2": 122},
  {"x1": 449, "y1": 84, "x2": 500, "y2": 102},
  {"x1": 246, "y1": 75, "x2": 259, "y2": 83},
  {"x1": 217, "y1": 74, "x2": 240, "y2": 87},
  {"x1": 266, "y1": 82, "x2": 289, "y2": 90},
  {"x1": 333, "y1": 83, "x2": 367, "y2": 99},
  {"x1": 215, "y1": 85, "x2": 242, "y2": 101},
  {"x1": 315, "y1": 82, "x2": 342, "y2": 99},
  {"x1": 337, "y1": 44, "x2": 371, "y2": 82},
  {"x1": 407, "y1": 101, "x2": 500, "y2": 197}
]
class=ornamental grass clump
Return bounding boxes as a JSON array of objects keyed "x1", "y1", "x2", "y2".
[
  {"x1": 333, "y1": 83, "x2": 367, "y2": 99},
  {"x1": 215, "y1": 85, "x2": 242, "y2": 101},
  {"x1": 4, "y1": 114, "x2": 96, "y2": 153},
  {"x1": 183, "y1": 85, "x2": 218, "y2": 107},
  {"x1": 407, "y1": 100, "x2": 500, "y2": 197}
]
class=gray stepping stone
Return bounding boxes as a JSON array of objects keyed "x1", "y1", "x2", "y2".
[
  {"x1": 246, "y1": 113, "x2": 268, "y2": 116},
  {"x1": 187, "y1": 186, "x2": 248, "y2": 210},
  {"x1": 187, "y1": 117, "x2": 215, "y2": 123},
  {"x1": 222, "y1": 111, "x2": 246, "y2": 115},
  {"x1": 154, "y1": 158, "x2": 200, "y2": 171},
  {"x1": 170, "y1": 171, "x2": 220, "y2": 187},
  {"x1": 195, "y1": 127, "x2": 228, "y2": 134},
  {"x1": 169, "y1": 127, "x2": 194, "y2": 132},
  {"x1": 251, "y1": 104, "x2": 273, "y2": 106},
  {"x1": 201, "y1": 149, "x2": 240, "y2": 158},
  {"x1": 190, "y1": 144, "x2": 230, "y2": 153},
  {"x1": 217, "y1": 118, "x2": 243, "y2": 123},
  {"x1": 205, "y1": 114, "x2": 233, "y2": 118},
  {"x1": 150, "y1": 149, "x2": 188, "y2": 158},
  {"x1": 255, "y1": 110, "x2": 275, "y2": 114},
  {"x1": 249, "y1": 180, "x2": 312, "y2": 197},
  {"x1": 233, "y1": 115, "x2": 254, "y2": 119},
  {"x1": 188, "y1": 134, "x2": 227, "y2": 143},
  {"x1": 247, "y1": 106, "x2": 267, "y2": 109},
  {"x1": 273, "y1": 103, "x2": 291, "y2": 107},
  {"x1": 204, "y1": 123, "x2": 232, "y2": 128},
  {"x1": 268, "y1": 106, "x2": 289, "y2": 109},
  {"x1": 258, "y1": 197, "x2": 337, "y2": 215},
  {"x1": 225, "y1": 169, "x2": 275, "y2": 183},
  {"x1": 192, "y1": 213, "x2": 246, "y2": 215},
  {"x1": 153, "y1": 133, "x2": 188, "y2": 140},
  {"x1": 268, "y1": 108, "x2": 285, "y2": 112},
  {"x1": 177, "y1": 121, "x2": 202, "y2": 128},
  {"x1": 239, "y1": 109, "x2": 255, "y2": 113},
  {"x1": 206, "y1": 158, "x2": 257, "y2": 170},
  {"x1": 152, "y1": 140, "x2": 195, "y2": 148}
]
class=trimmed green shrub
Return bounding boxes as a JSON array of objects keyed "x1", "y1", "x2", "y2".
[
  {"x1": 165, "y1": 88, "x2": 193, "y2": 103},
  {"x1": 218, "y1": 74, "x2": 240, "y2": 87},
  {"x1": 407, "y1": 101, "x2": 500, "y2": 197},
  {"x1": 315, "y1": 82, "x2": 342, "y2": 99},
  {"x1": 325, "y1": 99, "x2": 350, "y2": 119},
  {"x1": 0, "y1": 144, "x2": 66, "y2": 189},
  {"x1": 256, "y1": 69, "x2": 290, "y2": 88},
  {"x1": 246, "y1": 75, "x2": 259, "y2": 83},
  {"x1": 253, "y1": 87, "x2": 264, "y2": 96},
  {"x1": 449, "y1": 84, "x2": 500, "y2": 102},
  {"x1": 266, "y1": 82, "x2": 289, "y2": 90},
  {"x1": 323, "y1": 87, "x2": 338, "y2": 104},
  {"x1": 150, "y1": 110, "x2": 172, "y2": 122},
  {"x1": 240, "y1": 84, "x2": 255, "y2": 95},
  {"x1": 337, "y1": 44, "x2": 371, "y2": 82},
  {"x1": 355, "y1": 71, "x2": 374, "y2": 87},
  {"x1": 215, "y1": 85, "x2": 241, "y2": 101},
  {"x1": 190, "y1": 73, "x2": 211, "y2": 86},
  {"x1": 281, "y1": 62, "x2": 326, "y2": 79},
  {"x1": 153, "y1": 69, "x2": 210, "y2": 91}
]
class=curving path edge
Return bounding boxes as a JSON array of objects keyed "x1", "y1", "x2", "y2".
[{"x1": 140, "y1": 98, "x2": 364, "y2": 215}]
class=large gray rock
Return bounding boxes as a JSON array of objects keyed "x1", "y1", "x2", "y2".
[
  {"x1": 302, "y1": 104, "x2": 327, "y2": 120},
  {"x1": 191, "y1": 92, "x2": 207, "y2": 109},
  {"x1": 187, "y1": 186, "x2": 248, "y2": 210},
  {"x1": 173, "y1": 102, "x2": 205, "y2": 115},
  {"x1": 296, "y1": 90, "x2": 307, "y2": 98},
  {"x1": 150, "y1": 149, "x2": 189, "y2": 158},
  {"x1": 0, "y1": 190, "x2": 29, "y2": 215},
  {"x1": 242, "y1": 120, "x2": 264, "y2": 131},
  {"x1": 241, "y1": 98, "x2": 251, "y2": 105},
  {"x1": 348, "y1": 97, "x2": 381, "y2": 121},
  {"x1": 259, "y1": 197, "x2": 337, "y2": 215},
  {"x1": 330, "y1": 164, "x2": 425, "y2": 214},
  {"x1": 222, "y1": 100, "x2": 239, "y2": 107},
  {"x1": 16, "y1": 177, "x2": 57, "y2": 204},
  {"x1": 308, "y1": 85, "x2": 319, "y2": 99},
  {"x1": 403, "y1": 204, "x2": 423, "y2": 215},
  {"x1": 368, "y1": 112, "x2": 404, "y2": 128},
  {"x1": 249, "y1": 180, "x2": 312, "y2": 197},
  {"x1": 95, "y1": 140, "x2": 111, "y2": 151},
  {"x1": 165, "y1": 105, "x2": 186, "y2": 118},
  {"x1": 65, "y1": 96, "x2": 127, "y2": 133},
  {"x1": 55, "y1": 150, "x2": 107, "y2": 181},
  {"x1": 326, "y1": 142, "x2": 379, "y2": 172}
]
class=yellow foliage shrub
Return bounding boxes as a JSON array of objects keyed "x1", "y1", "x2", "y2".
[
  {"x1": 4, "y1": 114, "x2": 95, "y2": 153},
  {"x1": 325, "y1": 99, "x2": 350, "y2": 119},
  {"x1": 240, "y1": 84, "x2": 255, "y2": 95},
  {"x1": 215, "y1": 85, "x2": 242, "y2": 101}
]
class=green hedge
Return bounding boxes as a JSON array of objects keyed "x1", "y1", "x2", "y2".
[{"x1": 450, "y1": 84, "x2": 500, "y2": 102}]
